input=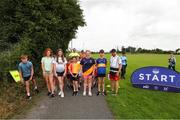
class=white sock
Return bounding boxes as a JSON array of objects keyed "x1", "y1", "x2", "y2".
[
  {"x1": 27, "y1": 93, "x2": 30, "y2": 96},
  {"x1": 34, "y1": 86, "x2": 38, "y2": 89}
]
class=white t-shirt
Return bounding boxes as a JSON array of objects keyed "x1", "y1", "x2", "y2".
[
  {"x1": 53, "y1": 57, "x2": 67, "y2": 73},
  {"x1": 110, "y1": 55, "x2": 122, "y2": 68}
]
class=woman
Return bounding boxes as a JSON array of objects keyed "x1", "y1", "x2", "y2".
[
  {"x1": 53, "y1": 49, "x2": 67, "y2": 98},
  {"x1": 80, "y1": 50, "x2": 96, "y2": 96},
  {"x1": 41, "y1": 48, "x2": 55, "y2": 97}
]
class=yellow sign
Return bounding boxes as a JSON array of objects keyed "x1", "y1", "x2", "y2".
[
  {"x1": 9, "y1": 70, "x2": 21, "y2": 82},
  {"x1": 106, "y1": 85, "x2": 111, "y2": 88}
]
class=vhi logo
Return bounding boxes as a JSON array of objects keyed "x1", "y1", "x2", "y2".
[{"x1": 131, "y1": 66, "x2": 180, "y2": 92}]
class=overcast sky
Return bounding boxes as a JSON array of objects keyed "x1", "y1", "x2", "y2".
[{"x1": 69, "y1": 0, "x2": 180, "y2": 51}]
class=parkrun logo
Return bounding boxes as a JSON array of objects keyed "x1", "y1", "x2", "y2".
[{"x1": 131, "y1": 66, "x2": 180, "y2": 92}]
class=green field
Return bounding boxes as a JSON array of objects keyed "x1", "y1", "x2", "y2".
[{"x1": 94, "y1": 54, "x2": 180, "y2": 119}]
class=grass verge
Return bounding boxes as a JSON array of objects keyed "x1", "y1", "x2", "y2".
[{"x1": 0, "y1": 78, "x2": 45, "y2": 119}]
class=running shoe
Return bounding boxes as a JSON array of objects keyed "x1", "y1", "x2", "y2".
[
  {"x1": 51, "y1": 94, "x2": 55, "y2": 98},
  {"x1": 75, "y1": 91, "x2": 78, "y2": 96},
  {"x1": 47, "y1": 92, "x2": 51, "y2": 96},
  {"x1": 61, "y1": 92, "x2": 64, "y2": 98},
  {"x1": 26, "y1": 95, "x2": 32, "y2": 100},
  {"x1": 88, "y1": 91, "x2": 92, "y2": 97},
  {"x1": 58, "y1": 91, "x2": 62, "y2": 96},
  {"x1": 72, "y1": 91, "x2": 76, "y2": 96},
  {"x1": 96, "y1": 91, "x2": 100, "y2": 96},
  {"x1": 83, "y1": 91, "x2": 86, "y2": 96},
  {"x1": 102, "y1": 91, "x2": 107, "y2": 96},
  {"x1": 34, "y1": 89, "x2": 39, "y2": 93}
]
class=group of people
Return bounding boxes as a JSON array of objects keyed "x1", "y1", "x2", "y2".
[
  {"x1": 18, "y1": 47, "x2": 178, "y2": 100},
  {"x1": 18, "y1": 48, "x2": 127, "y2": 100}
]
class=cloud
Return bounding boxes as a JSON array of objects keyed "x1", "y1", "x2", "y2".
[{"x1": 71, "y1": 0, "x2": 180, "y2": 51}]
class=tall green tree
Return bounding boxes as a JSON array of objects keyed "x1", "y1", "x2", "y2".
[{"x1": 0, "y1": 0, "x2": 85, "y2": 80}]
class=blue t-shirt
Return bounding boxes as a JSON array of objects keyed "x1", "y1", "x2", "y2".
[
  {"x1": 120, "y1": 56, "x2": 127, "y2": 65},
  {"x1": 80, "y1": 57, "x2": 95, "y2": 75},
  {"x1": 96, "y1": 58, "x2": 107, "y2": 75},
  {"x1": 18, "y1": 61, "x2": 33, "y2": 77}
]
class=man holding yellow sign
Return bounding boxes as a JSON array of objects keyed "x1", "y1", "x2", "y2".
[{"x1": 18, "y1": 55, "x2": 39, "y2": 100}]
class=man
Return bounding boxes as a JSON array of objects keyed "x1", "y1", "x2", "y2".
[
  {"x1": 168, "y1": 53, "x2": 176, "y2": 71},
  {"x1": 120, "y1": 52, "x2": 127, "y2": 79}
]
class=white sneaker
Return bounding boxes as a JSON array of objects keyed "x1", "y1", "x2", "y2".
[
  {"x1": 83, "y1": 91, "x2": 86, "y2": 96},
  {"x1": 88, "y1": 91, "x2": 92, "y2": 96},
  {"x1": 61, "y1": 92, "x2": 64, "y2": 98},
  {"x1": 33, "y1": 86, "x2": 38, "y2": 90},
  {"x1": 58, "y1": 91, "x2": 62, "y2": 96}
]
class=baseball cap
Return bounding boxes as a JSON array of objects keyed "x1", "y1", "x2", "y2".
[
  {"x1": 99, "y1": 49, "x2": 104, "y2": 53},
  {"x1": 110, "y1": 49, "x2": 116, "y2": 53}
]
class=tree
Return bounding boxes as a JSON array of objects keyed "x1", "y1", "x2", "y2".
[
  {"x1": 126, "y1": 46, "x2": 136, "y2": 53},
  {"x1": 0, "y1": 0, "x2": 85, "y2": 80},
  {"x1": 175, "y1": 48, "x2": 180, "y2": 54}
]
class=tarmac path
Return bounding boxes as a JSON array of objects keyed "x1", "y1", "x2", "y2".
[{"x1": 14, "y1": 86, "x2": 114, "y2": 119}]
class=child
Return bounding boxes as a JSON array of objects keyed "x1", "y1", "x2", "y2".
[
  {"x1": 41, "y1": 48, "x2": 55, "y2": 97},
  {"x1": 53, "y1": 49, "x2": 67, "y2": 98},
  {"x1": 79, "y1": 50, "x2": 85, "y2": 88},
  {"x1": 66, "y1": 58, "x2": 73, "y2": 90},
  {"x1": 18, "y1": 55, "x2": 39, "y2": 100},
  {"x1": 80, "y1": 50, "x2": 96, "y2": 96},
  {"x1": 68, "y1": 57, "x2": 81, "y2": 96},
  {"x1": 69, "y1": 48, "x2": 80, "y2": 58},
  {"x1": 96, "y1": 49, "x2": 107, "y2": 96},
  {"x1": 52, "y1": 54, "x2": 58, "y2": 92},
  {"x1": 77, "y1": 56, "x2": 82, "y2": 90},
  {"x1": 109, "y1": 49, "x2": 122, "y2": 96},
  {"x1": 80, "y1": 50, "x2": 86, "y2": 60}
]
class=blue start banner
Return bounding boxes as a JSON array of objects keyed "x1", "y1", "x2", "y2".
[{"x1": 131, "y1": 66, "x2": 180, "y2": 92}]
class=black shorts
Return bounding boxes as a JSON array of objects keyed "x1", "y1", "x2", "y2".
[
  {"x1": 57, "y1": 71, "x2": 64, "y2": 77},
  {"x1": 70, "y1": 74, "x2": 79, "y2": 81},
  {"x1": 110, "y1": 71, "x2": 118, "y2": 76},
  {"x1": 23, "y1": 76, "x2": 31, "y2": 81},
  {"x1": 97, "y1": 74, "x2": 106, "y2": 77},
  {"x1": 66, "y1": 73, "x2": 71, "y2": 79}
]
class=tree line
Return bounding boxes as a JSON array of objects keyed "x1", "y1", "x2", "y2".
[
  {"x1": 118, "y1": 46, "x2": 180, "y2": 54},
  {"x1": 0, "y1": 0, "x2": 85, "y2": 82}
]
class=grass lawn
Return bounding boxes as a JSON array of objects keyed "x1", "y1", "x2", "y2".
[{"x1": 93, "y1": 54, "x2": 180, "y2": 119}]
